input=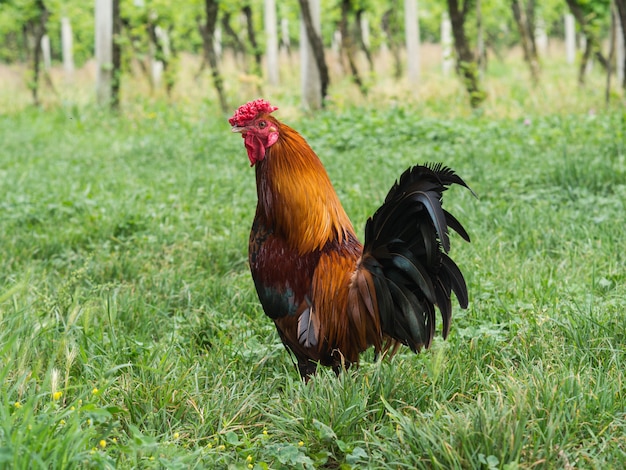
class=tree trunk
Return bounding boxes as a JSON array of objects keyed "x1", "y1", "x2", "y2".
[
  {"x1": 475, "y1": 0, "x2": 484, "y2": 74},
  {"x1": 123, "y1": 18, "x2": 154, "y2": 88},
  {"x1": 355, "y1": 9, "x2": 374, "y2": 72},
  {"x1": 525, "y1": 0, "x2": 539, "y2": 61},
  {"x1": 298, "y1": 0, "x2": 329, "y2": 104},
  {"x1": 565, "y1": 0, "x2": 610, "y2": 77},
  {"x1": 606, "y1": 3, "x2": 617, "y2": 104},
  {"x1": 578, "y1": 34, "x2": 595, "y2": 85},
  {"x1": 166, "y1": 27, "x2": 178, "y2": 95},
  {"x1": 616, "y1": 0, "x2": 626, "y2": 88},
  {"x1": 512, "y1": 0, "x2": 540, "y2": 84},
  {"x1": 199, "y1": 0, "x2": 228, "y2": 112},
  {"x1": 22, "y1": 25, "x2": 32, "y2": 63},
  {"x1": 242, "y1": 4, "x2": 262, "y2": 75},
  {"x1": 221, "y1": 12, "x2": 246, "y2": 65},
  {"x1": 340, "y1": 0, "x2": 367, "y2": 96},
  {"x1": 382, "y1": 4, "x2": 402, "y2": 79},
  {"x1": 112, "y1": 0, "x2": 121, "y2": 109},
  {"x1": 447, "y1": 0, "x2": 486, "y2": 108},
  {"x1": 30, "y1": 0, "x2": 49, "y2": 106},
  {"x1": 148, "y1": 23, "x2": 174, "y2": 95},
  {"x1": 280, "y1": 18, "x2": 292, "y2": 57}
]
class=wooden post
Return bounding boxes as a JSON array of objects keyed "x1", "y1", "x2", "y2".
[
  {"x1": 151, "y1": 55, "x2": 163, "y2": 88},
  {"x1": 607, "y1": 4, "x2": 617, "y2": 104},
  {"x1": 155, "y1": 25, "x2": 171, "y2": 57},
  {"x1": 112, "y1": 0, "x2": 121, "y2": 108},
  {"x1": 404, "y1": 0, "x2": 420, "y2": 84},
  {"x1": 618, "y1": 9, "x2": 625, "y2": 85},
  {"x1": 149, "y1": 26, "x2": 169, "y2": 89},
  {"x1": 361, "y1": 13, "x2": 370, "y2": 49},
  {"x1": 265, "y1": 0, "x2": 279, "y2": 85},
  {"x1": 578, "y1": 35, "x2": 593, "y2": 75},
  {"x1": 441, "y1": 12, "x2": 453, "y2": 76},
  {"x1": 535, "y1": 17, "x2": 548, "y2": 54},
  {"x1": 95, "y1": 0, "x2": 113, "y2": 105},
  {"x1": 476, "y1": 0, "x2": 484, "y2": 76},
  {"x1": 61, "y1": 17, "x2": 74, "y2": 81},
  {"x1": 41, "y1": 34, "x2": 51, "y2": 69},
  {"x1": 214, "y1": 25, "x2": 222, "y2": 60},
  {"x1": 331, "y1": 29, "x2": 341, "y2": 55},
  {"x1": 300, "y1": 0, "x2": 322, "y2": 109},
  {"x1": 280, "y1": 18, "x2": 290, "y2": 54},
  {"x1": 565, "y1": 13, "x2": 576, "y2": 65},
  {"x1": 583, "y1": 35, "x2": 593, "y2": 75}
]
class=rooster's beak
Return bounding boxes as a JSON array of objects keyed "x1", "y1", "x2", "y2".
[{"x1": 231, "y1": 125, "x2": 245, "y2": 133}]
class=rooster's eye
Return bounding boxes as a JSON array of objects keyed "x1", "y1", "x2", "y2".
[{"x1": 258, "y1": 121, "x2": 267, "y2": 129}]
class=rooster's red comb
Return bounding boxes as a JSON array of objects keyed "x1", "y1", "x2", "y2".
[{"x1": 229, "y1": 99, "x2": 278, "y2": 126}]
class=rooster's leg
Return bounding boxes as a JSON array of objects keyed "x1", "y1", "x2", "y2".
[{"x1": 298, "y1": 359, "x2": 318, "y2": 381}]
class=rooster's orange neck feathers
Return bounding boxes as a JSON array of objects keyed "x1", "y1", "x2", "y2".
[{"x1": 255, "y1": 121, "x2": 356, "y2": 254}]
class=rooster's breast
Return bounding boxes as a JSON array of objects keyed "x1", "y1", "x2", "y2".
[{"x1": 249, "y1": 219, "x2": 321, "y2": 320}]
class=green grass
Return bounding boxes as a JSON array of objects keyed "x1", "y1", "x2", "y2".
[{"x1": 1, "y1": 102, "x2": 626, "y2": 469}]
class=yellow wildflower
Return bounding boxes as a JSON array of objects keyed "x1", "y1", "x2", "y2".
[
  {"x1": 217, "y1": 445, "x2": 226, "y2": 451},
  {"x1": 99, "y1": 440, "x2": 106, "y2": 449},
  {"x1": 246, "y1": 455, "x2": 253, "y2": 463},
  {"x1": 52, "y1": 391, "x2": 63, "y2": 401},
  {"x1": 14, "y1": 402, "x2": 21, "y2": 409},
  {"x1": 173, "y1": 432, "x2": 180, "y2": 439},
  {"x1": 298, "y1": 441, "x2": 304, "y2": 447},
  {"x1": 92, "y1": 388, "x2": 99, "y2": 395}
]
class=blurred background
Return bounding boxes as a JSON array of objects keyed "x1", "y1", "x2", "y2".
[{"x1": 0, "y1": 0, "x2": 624, "y2": 117}]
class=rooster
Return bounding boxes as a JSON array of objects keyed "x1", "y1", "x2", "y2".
[{"x1": 229, "y1": 99, "x2": 471, "y2": 379}]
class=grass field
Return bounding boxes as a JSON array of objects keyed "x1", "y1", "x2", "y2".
[{"x1": 1, "y1": 86, "x2": 626, "y2": 468}]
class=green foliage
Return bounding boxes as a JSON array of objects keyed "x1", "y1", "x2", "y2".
[
  {"x1": 1, "y1": 102, "x2": 626, "y2": 467},
  {"x1": 0, "y1": 0, "x2": 45, "y2": 62},
  {"x1": 45, "y1": 0, "x2": 95, "y2": 66},
  {"x1": 570, "y1": 0, "x2": 612, "y2": 42},
  {"x1": 0, "y1": 0, "x2": 603, "y2": 70}
]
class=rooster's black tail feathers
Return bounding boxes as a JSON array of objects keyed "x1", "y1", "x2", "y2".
[{"x1": 361, "y1": 163, "x2": 471, "y2": 352}]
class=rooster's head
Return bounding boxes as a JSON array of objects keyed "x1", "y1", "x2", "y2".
[{"x1": 230, "y1": 99, "x2": 279, "y2": 166}]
